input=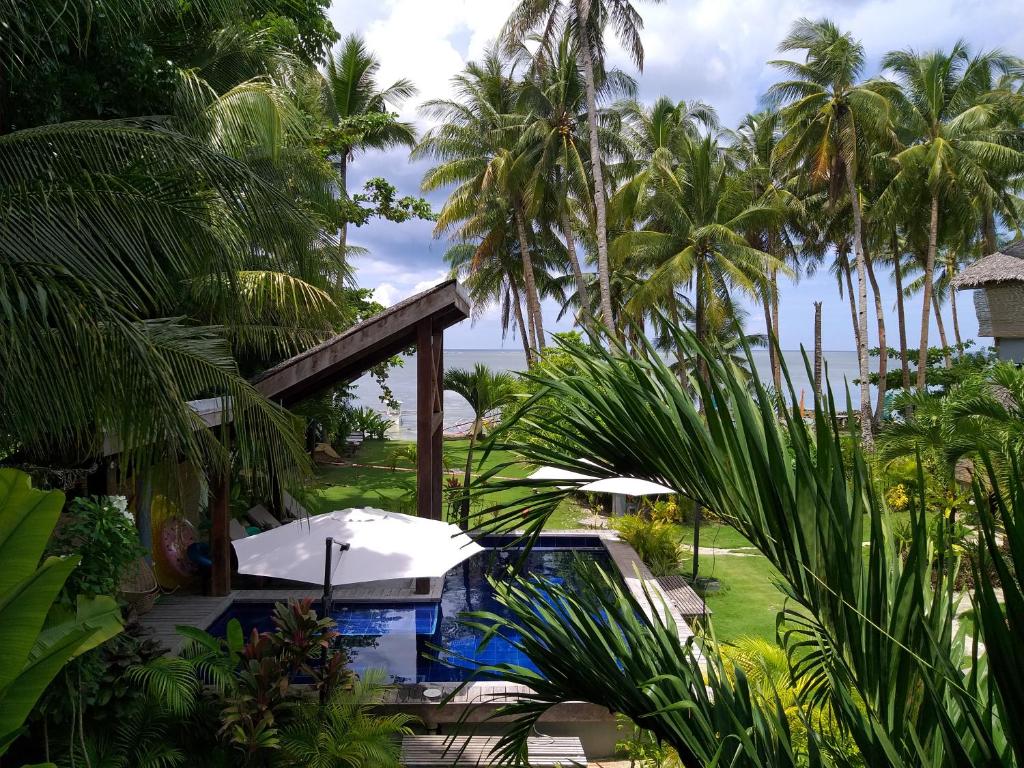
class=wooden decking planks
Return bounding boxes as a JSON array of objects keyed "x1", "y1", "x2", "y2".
[
  {"x1": 401, "y1": 735, "x2": 586, "y2": 766},
  {"x1": 138, "y1": 594, "x2": 234, "y2": 653},
  {"x1": 655, "y1": 575, "x2": 711, "y2": 619}
]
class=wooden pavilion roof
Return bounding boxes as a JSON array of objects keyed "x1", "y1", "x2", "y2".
[
  {"x1": 252, "y1": 280, "x2": 471, "y2": 407},
  {"x1": 952, "y1": 240, "x2": 1024, "y2": 289}
]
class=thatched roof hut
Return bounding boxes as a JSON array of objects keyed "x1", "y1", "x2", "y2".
[{"x1": 953, "y1": 240, "x2": 1024, "y2": 363}]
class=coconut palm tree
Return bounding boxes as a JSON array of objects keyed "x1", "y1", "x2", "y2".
[
  {"x1": 321, "y1": 34, "x2": 418, "y2": 262},
  {"x1": 519, "y1": 26, "x2": 636, "y2": 323},
  {"x1": 443, "y1": 365, "x2": 518, "y2": 527},
  {"x1": 501, "y1": 0, "x2": 664, "y2": 332},
  {"x1": 876, "y1": 42, "x2": 1024, "y2": 389},
  {"x1": 769, "y1": 18, "x2": 896, "y2": 448},
  {"x1": 414, "y1": 48, "x2": 548, "y2": 355},
  {"x1": 729, "y1": 108, "x2": 802, "y2": 397},
  {"x1": 612, "y1": 134, "x2": 785, "y2": 578}
]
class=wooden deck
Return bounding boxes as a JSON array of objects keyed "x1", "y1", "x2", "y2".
[{"x1": 401, "y1": 735, "x2": 585, "y2": 766}]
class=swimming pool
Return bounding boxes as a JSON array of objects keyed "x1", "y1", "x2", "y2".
[{"x1": 206, "y1": 534, "x2": 613, "y2": 683}]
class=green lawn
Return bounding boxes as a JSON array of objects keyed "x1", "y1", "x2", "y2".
[
  {"x1": 311, "y1": 440, "x2": 796, "y2": 642},
  {"x1": 309, "y1": 439, "x2": 586, "y2": 528}
]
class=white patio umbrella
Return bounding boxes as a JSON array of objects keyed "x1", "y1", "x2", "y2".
[
  {"x1": 527, "y1": 466, "x2": 598, "y2": 482},
  {"x1": 577, "y1": 477, "x2": 676, "y2": 496},
  {"x1": 232, "y1": 508, "x2": 483, "y2": 609}
]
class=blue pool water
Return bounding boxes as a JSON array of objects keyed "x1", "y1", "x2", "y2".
[{"x1": 207, "y1": 535, "x2": 612, "y2": 683}]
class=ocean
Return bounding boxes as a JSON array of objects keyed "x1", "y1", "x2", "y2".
[{"x1": 354, "y1": 348, "x2": 866, "y2": 439}]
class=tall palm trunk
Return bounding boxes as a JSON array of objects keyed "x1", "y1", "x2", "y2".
[
  {"x1": 761, "y1": 268, "x2": 782, "y2": 399},
  {"x1": 691, "y1": 255, "x2": 708, "y2": 582},
  {"x1": 514, "y1": 202, "x2": 545, "y2": 351},
  {"x1": 865, "y1": 249, "x2": 887, "y2": 427},
  {"x1": 845, "y1": 164, "x2": 873, "y2": 448},
  {"x1": 813, "y1": 301, "x2": 823, "y2": 399},
  {"x1": 950, "y1": 281, "x2": 963, "y2": 354},
  {"x1": 982, "y1": 204, "x2": 998, "y2": 255},
  {"x1": 574, "y1": 0, "x2": 614, "y2": 332},
  {"x1": 948, "y1": 250, "x2": 963, "y2": 354},
  {"x1": 892, "y1": 249, "x2": 912, "y2": 391},
  {"x1": 841, "y1": 255, "x2": 861, "y2": 351},
  {"x1": 561, "y1": 206, "x2": 591, "y2": 322},
  {"x1": 336, "y1": 153, "x2": 349, "y2": 289},
  {"x1": 931, "y1": 291, "x2": 952, "y2": 369},
  {"x1": 510, "y1": 279, "x2": 534, "y2": 366},
  {"x1": 917, "y1": 193, "x2": 939, "y2": 390},
  {"x1": 459, "y1": 417, "x2": 480, "y2": 528}
]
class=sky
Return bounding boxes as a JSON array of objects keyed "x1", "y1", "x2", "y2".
[{"x1": 326, "y1": 0, "x2": 1024, "y2": 351}]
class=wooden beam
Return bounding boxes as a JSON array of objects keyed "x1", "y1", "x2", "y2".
[
  {"x1": 417, "y1": 320, "x2": 435, "y2": 521},
  {"x1": 210, "y1": 472, "x2": 231, "y2": 596},
  {"x1": 431, "y1": 326, "x2": 444, "y2": 521}
]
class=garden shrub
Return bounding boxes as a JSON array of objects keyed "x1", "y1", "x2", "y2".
[
  {"x1": 615, "y1": 515, "x2": 681, "y2": 576},
  {"x1": 47, "y1": 495, "x2": 144, "y2": 601}
]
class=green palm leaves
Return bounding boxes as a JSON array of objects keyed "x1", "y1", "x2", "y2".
[
  {"x1": 0, "y1": 469, "x2": 123, "y2": 754},
  {"x1": 466, "y1": 330, "x2": 1017, "y2": 765}
]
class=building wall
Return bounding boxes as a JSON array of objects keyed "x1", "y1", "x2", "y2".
[
  {"x1": 986, "y1": 284, "x2": 1024, "y2": 337},
  {"x1": 997, "y1": 337, "x2": 1024, "y2": 364}
]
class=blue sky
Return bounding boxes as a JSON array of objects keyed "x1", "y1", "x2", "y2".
[{"x1": 326, "y1": 0, "x2": 1024, "y2": 351}]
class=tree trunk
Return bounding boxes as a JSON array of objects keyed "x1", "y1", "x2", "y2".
[
  {"x1": 932, "y1": 290, "x2": 953, "y2": 369},
  {"x1": 514, "y1": 202, "x2": 545, "y2": 351},
  {"x1": 892, "y1": 250, "x2": 912, "y2": 391},
  {"x1": 814, "y1": 301, "x2": 823, "y2": 400},
  {"x1": 761, "y1": 289, "x2": 777, "y2": 392},
  {"x1": 562, "y1": 209, "x2": 591, "y2": 323},
  {"x1": 917, "y1": 193, "x2": 939, "y2": 390},
  {"x1": 982, "y1": 204, "x2": 998, "y2": 255},
  {"x1": 951, "y1": 281, "x2": 963, "y2": 355},
  {"x1": 771, "y1": 267, "x2": 782, "y2": 393},
  {"x1": 865, "y1": 248, "x2": 887, "y2": 427},
  {"x1": 510, "y1": 279, "x2": 534, "y2": 366},
  {"x1": 841, "y1": 254, "x2": 861, "y2": 352},
  {"x1": 691, "y1": 256, "x2": 707, "y2": 582},
  {"x1": 845, "y1": 163, "x2": 873, "y2": 449},
  {"x1": 575, "y1": 0, "x2": 615, "y2": 332},
  {"x1": 459, "y1": 421, "x2": 478, "y2": 528},
  {"x1": 337, "y1": 154, "x2": 349, "y2": 289}
]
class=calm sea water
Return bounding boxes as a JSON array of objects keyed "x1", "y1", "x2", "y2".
[{"x1": 353, "y1": 348, "x2": 866, "y2": 439}]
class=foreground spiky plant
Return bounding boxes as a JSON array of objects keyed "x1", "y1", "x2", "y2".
[{"x1": 456, "y1": 329, "x2": 1019, "y2": 766}]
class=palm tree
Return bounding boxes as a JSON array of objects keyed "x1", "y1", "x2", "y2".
[
  {"x1": 877, "y1": 42, "x2": 1024, "y2": 389},
  {"x1": 769, "y1": 18, "x2": 895, "y2": 448},
  {"x1": 443, "y1": 364, "x2": 518, "y2": 527},
  {"x1": 0, "y1": 1, "x2": 361, "y2": 491},
  {"x1": 322, "y1": 34, "x2": 418, "y2": 263},
  {"x1": 729, "y1": 108, "x2": 802, "y2": 396},
  {"x1": 612, "y1": 134, "x2": 785, "y2": 578},
  {"x1": 519, "y1": 26, "x2": 636, "y2": 323},
  {"x1": 502, "y1": 0, "x2": 664, "y2": 332},
  {"x1": 414, "y1": 48, "x2": 548, "y2": 355}
]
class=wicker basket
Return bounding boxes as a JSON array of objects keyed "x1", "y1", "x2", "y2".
[{"x1": 119, "y1": 557, "x2": 159, "y2": 615}]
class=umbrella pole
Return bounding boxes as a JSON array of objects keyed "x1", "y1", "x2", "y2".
[
  {"x1": 321, "y1": 538, "x2": 351, "y2": 616},
  {"x1": 322, "y1": 537, "x2": 334, "y2": 616}
]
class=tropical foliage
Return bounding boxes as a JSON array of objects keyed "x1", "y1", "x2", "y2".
[
  {"x1": 0, "y1": 469, "x2": 122, "y2": 756},
  {"x1": 461, "y1": 329, "x2": 1023, "y2": 766}
]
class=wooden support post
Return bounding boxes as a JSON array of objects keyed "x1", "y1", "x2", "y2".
[
  {"x1": 417, "y1": 321, "x2": 436, "y2": 521},
  {"x1": 416, "y1": 320, "x2": 446, "y2": 522},
  {"x1": 210, "y1": 472, "x2": 231, "y2": 596},
  {"x1": 432, "y1": 326, "x2": 444, "y2": 520}
]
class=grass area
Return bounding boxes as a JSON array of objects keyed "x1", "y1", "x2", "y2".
[
  {"x1": 667, "y1": 520, "x2": 783, "y2": 643},
  {"x1": 309, "y1": 438, "x2": 586, "y2": 528}
]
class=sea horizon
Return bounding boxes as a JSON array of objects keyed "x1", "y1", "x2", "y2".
[{"x1": 354, "y1": 347, "x2": 872, "y2": 439}]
